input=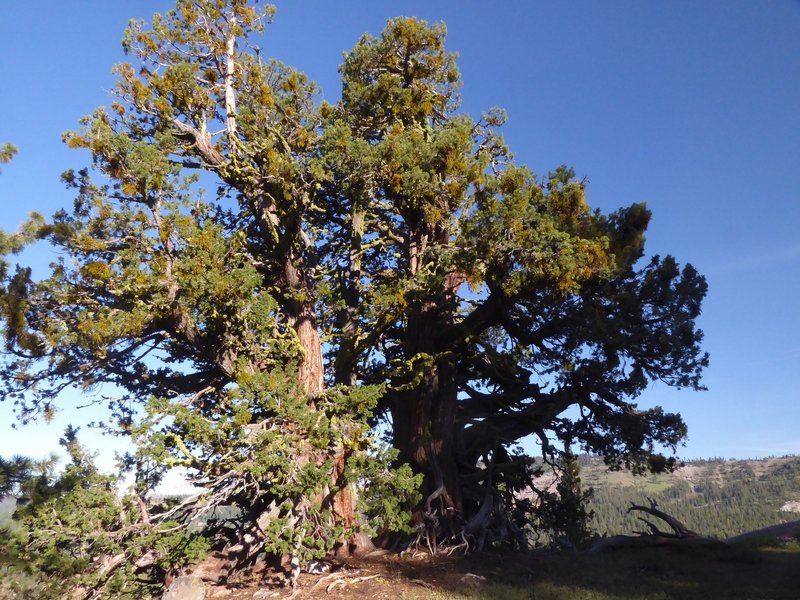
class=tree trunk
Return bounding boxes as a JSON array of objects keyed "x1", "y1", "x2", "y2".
[
  {"x1": 390, "y1": 305, "x2": 463, "y2": 542},
  {"x1": 294, "y1": 305, "x2": 325, "y2": 396},
  {"x1": 285, "y1": 282, "x2": 359, "y2": 555},
  {"x1": 334, "y1": 208, "x2": 363, "y2": 387}
]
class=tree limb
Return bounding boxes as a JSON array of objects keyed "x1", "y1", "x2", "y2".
[{"x1": 627, "y1": 498, "x2": 697, "y2": 539}]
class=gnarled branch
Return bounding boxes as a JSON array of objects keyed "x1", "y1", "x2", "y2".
[{"x1": 627, "y1": 497, "x2": 697, "y2": 539}]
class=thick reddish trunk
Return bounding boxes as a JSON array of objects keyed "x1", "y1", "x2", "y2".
[
  {"x1": 283, "y1": 251, "x2": 325, "y2": 397},
  {"x1": 293, "y1": 307, "x2": 325, "y2": 396},
  {"x1": 290, "y1": 297, "x2": 359, "y2": 552}
]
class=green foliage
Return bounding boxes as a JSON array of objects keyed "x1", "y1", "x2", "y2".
[
  {"x1": 315, "y1": 4, "x2": 707, "y2": 541},
  {"x1": 583, "y1": 455, "x2": 800, "y2": 540},
  {"x1": 0, "y1": 454, "x2": 38, "y2": 498},
  {"x1": 533, "y1": 454, "x2": 596, "y2": 549},
  {"x1": 123, "y1": 374, "x2": 418, "y2": 567},
  {"x1": 0, "y1": 431, "x2": 209, "y2": 599},
  {"x1": 351, "y1": 445, "x2": 423, "y2": 535},
  {"x1": 0, "y1": 2, "x2": 426, "y2": 590},
  {"x1": 0, "y1": 142, "x2": 16, "y2": 172},
  {"x1": 0, "y1": 0, "x2": 709, "y2": 591}
]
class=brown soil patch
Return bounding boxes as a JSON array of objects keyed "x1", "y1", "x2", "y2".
[{"x1": 202, "y1": 551, "x2": 509, "y2": 599}]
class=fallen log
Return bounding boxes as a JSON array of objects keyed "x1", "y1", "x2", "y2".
[
  {"x1": 627, "y1": 497, "x2": 697, "y2": 539},
  {"x1": 588, "y1": 497, "x2": 721, "y2": 553}
]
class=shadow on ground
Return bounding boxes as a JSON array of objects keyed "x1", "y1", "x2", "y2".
[{"x1": 203, "y1": 537, "x2": 800, "y2": 599}]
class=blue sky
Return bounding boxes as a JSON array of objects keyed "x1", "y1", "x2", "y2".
[{"x1": 0, "y1": 1, "x2": 798, "y2": 468}]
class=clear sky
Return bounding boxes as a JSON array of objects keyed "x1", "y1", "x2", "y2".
[{"x1": 0, "y1": 1, "x2": 798, "y2": 469}]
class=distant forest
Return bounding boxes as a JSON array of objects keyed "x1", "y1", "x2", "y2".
[
  {"x1": 4, "y1": 455, "x2": 798, "y2": 543},
  {"x1": 578, "y1": 455, "x2": 800, "y2": 540}
]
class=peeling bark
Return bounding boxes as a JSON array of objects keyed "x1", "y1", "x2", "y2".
[{"x1": 294, "y1": 307, "x2": 325, "y2": 396}]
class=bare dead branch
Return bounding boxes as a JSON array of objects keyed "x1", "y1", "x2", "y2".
[{"x1": 627, "y1": 497, "x2": 697, "y2": 539}]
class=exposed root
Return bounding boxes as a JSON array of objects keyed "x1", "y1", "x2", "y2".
[
  {"x1": 325, "y1": 574, "x2": 379, "y2": 593},
  {"x1": 311, "y1": 569, "x2": 359, "y2": 591},
  {"x1": 307, "y1": 568, "x2": 378, "y2": 594}
]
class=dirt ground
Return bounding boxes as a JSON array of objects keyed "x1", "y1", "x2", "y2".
[
  {"x1": 197, "y1": 535, "x2": 800, "y2": 600},
  {"x1": 202, "y1": 551, "x2": 511, "y2": 600}
]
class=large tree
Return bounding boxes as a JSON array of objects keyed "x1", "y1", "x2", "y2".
[
  {"x1": 1, "y1": 2, "x2": 418, "y2": 594},
  {"x1": 315, "y1": 18, "x2": 707, "y2": 547},
  {"x1": 0, "y1": 0, "x2": 707, "y2": 594}
]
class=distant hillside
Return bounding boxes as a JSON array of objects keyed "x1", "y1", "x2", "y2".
[
  {"x1": 574, "y1": 455, "x2": 800, "y2": 540},
  {"x1": 0, "y1": 496, "x2": 15, "y2": 527},
  {"x1": 3, "y1": 456, "x2": 798, "y2": 542}
]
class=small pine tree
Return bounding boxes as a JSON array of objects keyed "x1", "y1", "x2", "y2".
[
  {"x1": 535, "y1": 453, "x2": 596, "y2": 549},
  {"x1": 0, "y1": 428, "x2": 210, "y2": 599}
]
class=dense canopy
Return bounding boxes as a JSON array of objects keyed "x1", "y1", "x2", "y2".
[{"x1": 0, "y1": 1, "x2": 707, "y2": 596}]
